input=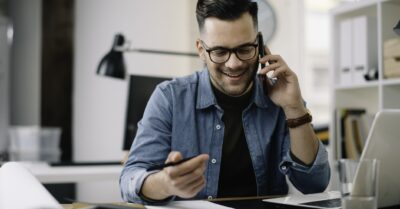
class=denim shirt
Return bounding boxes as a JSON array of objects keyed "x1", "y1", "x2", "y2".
[{"x1": 120, "y1": 69, "x2": 330, "y2": 204}]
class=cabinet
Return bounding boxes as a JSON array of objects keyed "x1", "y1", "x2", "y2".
[{"x1": 329, "y1": 0, "x2": 400, "y2": 189}]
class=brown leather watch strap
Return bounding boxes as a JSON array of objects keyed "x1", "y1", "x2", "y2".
[{"x1": 286, "y1": 112, "x2": 312, "y2": 128}]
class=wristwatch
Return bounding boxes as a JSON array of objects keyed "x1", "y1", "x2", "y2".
[{"x1": 286, "y1": 111, "x2": 312, "y2": 128}]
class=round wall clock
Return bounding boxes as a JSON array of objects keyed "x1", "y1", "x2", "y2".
[{"x1": 254, "y1": 0, "x2": 277, "y2": 43}]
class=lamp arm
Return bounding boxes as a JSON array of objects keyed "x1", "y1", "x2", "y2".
[{"x1": 114, "y1": 46, "x2": 198, "y2": 57}]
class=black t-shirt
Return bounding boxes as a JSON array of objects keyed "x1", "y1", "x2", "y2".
[{"x1": 211, "y1": 84, "x2": 258, "y2": 198}]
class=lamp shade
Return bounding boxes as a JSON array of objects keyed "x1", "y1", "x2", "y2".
[
  {"x1": 394, "y1": 19, "x2": 400, "y2": 36},
  {"x1": 96, "y1": 34, "x2": 126, "y2": 79}
]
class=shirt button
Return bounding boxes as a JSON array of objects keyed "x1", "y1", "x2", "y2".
[
  {"x1": 215, "y1": 124, "x2": 221, "y2": 130},
  {"x1": 208, "y1": 196, "x2": 213, "y2": 200},
  {"x1": 211, "y1": 159, "x2": 217, "y2": 164}
]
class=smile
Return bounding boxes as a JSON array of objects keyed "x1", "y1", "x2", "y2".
[{"x1": 221, "y1": 70, "x2": 247, "y2": 78}]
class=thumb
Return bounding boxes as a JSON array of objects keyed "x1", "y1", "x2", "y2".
[{"x1": 165, "y1": 151, "x2": 183, "y2": 164}]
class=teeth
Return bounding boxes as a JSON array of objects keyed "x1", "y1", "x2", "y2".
[{"x1": 223, "y1": 71, "x2": 244, "y2": 77}]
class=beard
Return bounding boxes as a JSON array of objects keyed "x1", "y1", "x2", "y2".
[{"x1": 210, "y1": 60, "x2": 259, "y2": 97}]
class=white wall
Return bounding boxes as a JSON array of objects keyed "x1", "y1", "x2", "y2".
[
  {"x1": 268, "y1": 0, "x2": 305, "y2": 80},
  {"x1": 73, "y1": 0, "x2": 202, "y2": 202},
  {"x1": 8, "y1": 0, "x2": 42, "y2": 126},
  {"x1": 73, "y1": 0, "x2": 202, "y2": 162}
]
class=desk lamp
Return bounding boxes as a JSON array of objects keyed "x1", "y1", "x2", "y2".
[
  {"x1": 394, "y1": 19, "x2": 400, "y2": 36},
  {"x1": 96, "y1": 33, "x2": 198, "y2": 79}
]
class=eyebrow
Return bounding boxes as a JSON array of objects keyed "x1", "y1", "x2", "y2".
[{"x1": 205, "y1": 40, "x2": 257, "y2": 51}]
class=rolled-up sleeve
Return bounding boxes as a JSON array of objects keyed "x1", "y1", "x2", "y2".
[
  {"x1": 119, "y1": 83, "x2": 176, "y2": 205},
  {"x1": 120, "y1": 166, "x2": 175, "y2": 205},
  {"x1": 279, "y1": 140, "x2": 331, "y2": 194}
]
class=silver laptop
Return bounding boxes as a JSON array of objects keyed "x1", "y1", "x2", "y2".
[{"x1": 264, "y1": 109, "x2": 400, "y2": 208}]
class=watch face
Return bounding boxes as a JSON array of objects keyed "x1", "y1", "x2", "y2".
[{"x1": 253, "y1": 0, "x2": 277, "y2": 43}]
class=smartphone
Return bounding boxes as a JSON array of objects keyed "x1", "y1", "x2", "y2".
[
  {"x1": 258, "y1": 32, "x2": 267, "y2": 69},
  {"x1": 257, "y1": 32, "x2": 277, "y2": 91}
]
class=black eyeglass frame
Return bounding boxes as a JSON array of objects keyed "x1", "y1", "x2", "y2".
[{"x1": 200, "y1": 37, "x2": 259, "y2": 64}]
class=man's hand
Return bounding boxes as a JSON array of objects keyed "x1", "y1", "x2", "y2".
[
  {"x1": 259, "y1": 46, "x2": 306, "y2": 118},
  {"x1": 259, "y1": 46, "x2": 319, "y2": 164},
  {"x1": 141, "y1": 151, "x2": 209, "y2": 200}
]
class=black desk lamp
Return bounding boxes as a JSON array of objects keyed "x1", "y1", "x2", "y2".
[
  {"x1": 96, "y1": 33, "x2": 198, "y2": 79},
  {"x1": 394, "y1": 19, "x2": 400, "y2": 36}
]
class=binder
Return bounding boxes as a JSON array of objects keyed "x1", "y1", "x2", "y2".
[
  {"x1": 352, "y1": 16, "x2": 377, "y2": 84},
  {"x1": 344, "y1": 115, "x2": 360, "y2": 160},
  {"x1": 339, "y1": 19, "x2": 352, "y2": 85},
  {"x1": 335, "y1": 108, "x2": 366, "y2": 160}
]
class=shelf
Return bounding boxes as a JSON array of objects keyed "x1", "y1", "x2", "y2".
[
  {"x1": 334, "y1": 81, "x2": 379, "y2": 90},
  {"x1": 380, "y1": 0, "x2": 400, "y2": 5},
  {"x1": 382, "y1": 78, "x2": 400, "y2": 86},
  {"x1": 329, "y1": 0, "x2": 400, "y2": 191}
]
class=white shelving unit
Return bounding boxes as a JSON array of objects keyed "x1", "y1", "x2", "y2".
[{"x1": 329, "y1": 0, "x2": 400, "y2": 190}]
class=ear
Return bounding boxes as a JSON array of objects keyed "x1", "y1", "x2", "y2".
[{"x1": 196, "y1": 39, "x2": 206, "y2": 62}]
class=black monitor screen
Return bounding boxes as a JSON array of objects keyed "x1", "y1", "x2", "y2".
[{"x1": 123, "y1": 75, "x2": 171, "y2": 150}]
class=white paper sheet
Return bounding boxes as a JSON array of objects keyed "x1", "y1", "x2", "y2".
[
  {"x1": 0, "y1": 162, "x2": 62, "y2": 209},
  {"x1": 263, "y1": 191, "x2": 341, "y2": 204},
  {"x1": 146, "y1": 200, "x2": 233, "y2": 209}
]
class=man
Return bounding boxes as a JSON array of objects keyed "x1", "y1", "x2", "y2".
[{"x1": 120, "y1": 0, "x2": 330, "y2": 204}]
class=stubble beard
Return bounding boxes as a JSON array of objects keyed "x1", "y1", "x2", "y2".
[{"x1": 212, "y1": 61, "x2": 259, "y2": 97}]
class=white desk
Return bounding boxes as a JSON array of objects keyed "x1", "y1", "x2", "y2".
[{"x1": 18, "y1": 162, "x2": 123, "y2": 184}]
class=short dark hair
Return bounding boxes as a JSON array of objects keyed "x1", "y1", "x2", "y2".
[{"x1": 196, "y1": 0, "x2": 258, "y2": 31}]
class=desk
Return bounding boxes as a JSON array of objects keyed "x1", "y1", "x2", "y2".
[
  {"x1": 19, "y1": 162, "x2": 123, "y2": 184},
  {"x1": 19, "y1": 162, "x2": 124, "y2": 203},
  {"x1": 214, "y1": 198, "x2": 400, "y2": 209},
  {"x1": 62, "y1": 196, "x2": 400, "y2": 209}
]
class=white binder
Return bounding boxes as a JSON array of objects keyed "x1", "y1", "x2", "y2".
[
  {"x1": 339, "y1": 19, "x2": 352, "y2": 85},
  {"x1": 352, "y1": 16, "x2": 377, "y2": 84}
]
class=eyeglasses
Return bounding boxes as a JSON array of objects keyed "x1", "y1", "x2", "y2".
[{"x1": 201, "y1": 38, "x2": 258, "y2": 64}]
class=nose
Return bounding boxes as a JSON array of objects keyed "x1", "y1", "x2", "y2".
[{"x1": 225, "y1": 53, "x2": 243, "y2": 69}]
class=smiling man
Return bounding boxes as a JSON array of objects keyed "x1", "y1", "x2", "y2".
[{"x1": 120, "y1": 0, "x2": 330, "y2": 204}]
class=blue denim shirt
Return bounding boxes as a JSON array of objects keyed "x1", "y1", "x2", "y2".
[{"x1": 120, "y1": 69, "x2": 330, "y2": 204}]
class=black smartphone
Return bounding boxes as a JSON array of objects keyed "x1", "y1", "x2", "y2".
[
  {"x1": 257, "y1": 32, "x2": 277, "y2": 91},
  {"x1": 258, "y1": 32, "x2": 267, "y2": 69}
]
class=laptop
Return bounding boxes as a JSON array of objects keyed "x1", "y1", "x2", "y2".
[{"x1": 264, "y1": 109, "x2": 400, "y2": 208}]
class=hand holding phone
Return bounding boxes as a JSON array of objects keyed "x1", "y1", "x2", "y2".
[{"x1": 256, "y1": 33, "x2": 303, "y2": 109}]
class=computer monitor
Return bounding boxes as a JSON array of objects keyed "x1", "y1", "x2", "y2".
[{"x1": 123, "y1": 75, "x2": 172, "y2": 151}]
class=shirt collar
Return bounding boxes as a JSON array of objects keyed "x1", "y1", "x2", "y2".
[
  {"x1": 196, "y1": 69, "x2": 217, "y2": 109},
  {"x1": 252, "y1": 74, "x2": 270, "y2": 109},
  {"x1": 196, "y1": 68, "x2": 270, "y2": 110}
]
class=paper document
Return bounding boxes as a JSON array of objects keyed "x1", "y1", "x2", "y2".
[
  {"x1": 263, "y1": 191, "x2": 341, "y2": 204},
  {"x1": 0, "y1": 162, "x2": 62, "y2": 209},
  {"x1": 146, "y1": 200, "x2": 233, "y2": 209}
]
